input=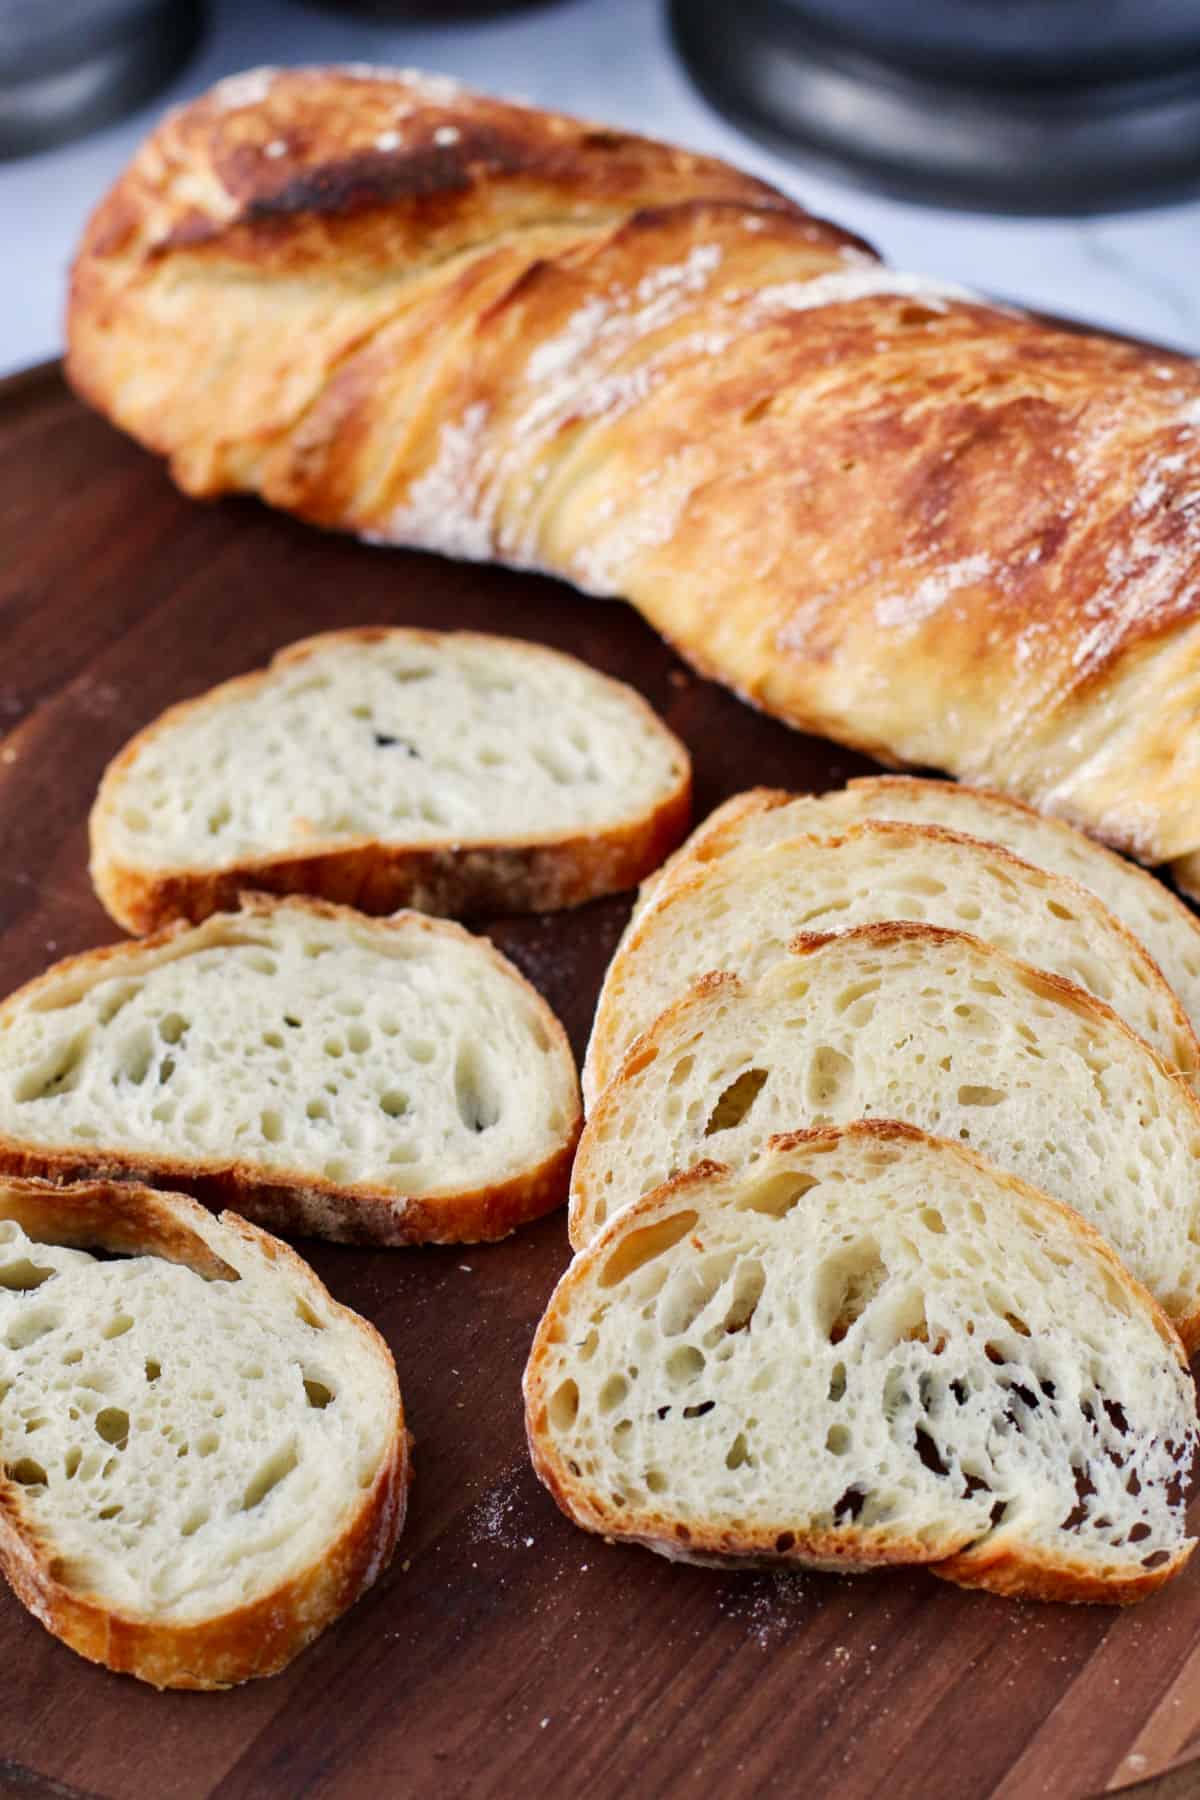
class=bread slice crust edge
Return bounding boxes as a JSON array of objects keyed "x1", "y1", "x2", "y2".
[
  {"x1": 88, "y1": 628, "x2": 693, "y2": 935},
  {"x1": 0, "y1": 1176, "x2": 410, "y2": 1689},
  {"x1": 527, "y1": 1120, "x2": 1194, "y2": 1606},
  {"x1": 0, "y1": 895, "x2": 582, "y2": 1246}
]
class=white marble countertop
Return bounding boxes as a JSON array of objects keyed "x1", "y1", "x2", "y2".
[{"x1": 4, "y1": 0, "x2": 1200, "y2": 377}]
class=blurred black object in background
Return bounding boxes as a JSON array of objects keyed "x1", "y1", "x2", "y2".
[
  {"x1": 0, "y1": 0, "x2": 205, "y2": 158},
  {"x1": 670, "y1": 0, "x2": 1200, "y2": 213}
]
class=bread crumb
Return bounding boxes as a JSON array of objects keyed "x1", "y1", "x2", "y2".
[{"x1": 434, "y1": 126, "x2": 461, "y2": 146}]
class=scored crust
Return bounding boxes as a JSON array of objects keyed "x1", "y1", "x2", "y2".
[
  {"x1": 526, "y1": 1120, "x2": 1193, "y2": 1606},
  {"x1": 0, "y1": 1177, "x2": 410, "y2": 1688},
  {"x1": 89, "y1": 628, "x2": 693, "y2": 935},
  {"x1": 0, "y1": 894, "x2": 582, "y2": 1246}
]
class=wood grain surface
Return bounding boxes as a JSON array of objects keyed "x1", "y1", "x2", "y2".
[{"x1": 1, "y1": 362, "x2": 1199, "y2": 1800}]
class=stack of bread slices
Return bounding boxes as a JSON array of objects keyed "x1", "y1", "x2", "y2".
[{"x1": 525, "y1": 777, "x2": 1200, "y2": 1604}]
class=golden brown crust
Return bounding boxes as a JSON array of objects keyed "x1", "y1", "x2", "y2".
[
  {"x1": 65, "y1": 68, "x2": 1200, "y2": 868},
  {"x1": 0, "y1": 1180, "x2": 409, "y2": 1687},
  {"x1": 88, "y1": 628, "x2": 692, "y2": 934},
  {"x1": 527, "y1": 1121, "x2": 1192, "y2": 1603},
  {"x1": 0, "y1": 894, "x2": 582, "y2": 1246}
]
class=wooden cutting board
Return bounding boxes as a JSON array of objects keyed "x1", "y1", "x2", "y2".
[{"x1": 2, "y1": 359, "x2": 1199, "y2": 1800}]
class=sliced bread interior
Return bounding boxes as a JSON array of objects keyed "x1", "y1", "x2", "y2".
[
  {"x1": 0, "y1": 896, "x2": 580, "y2": 1245},
  {"x1": 89, "y1": 629, "x2": 692, "y2": 933},
  {"x1": 527, "y1": 1123, "x2": 1197, "y2": 1604},
  {"x1": 630, "y1": 778, "x2": 1200, "y2": 1038},
  {"x1": 0, "y1": 1176, "x2": 406, "y2": 1688},
  {"x1": 584, "y1": 821, "x2": 1197, "y2": 1104},
  {"x1": 571, "y1": 923, "x2": 1200, "y2": 1345}
]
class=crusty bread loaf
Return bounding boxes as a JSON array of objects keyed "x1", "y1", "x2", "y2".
[
  {"x1": 526, "y1": 1122, "x2": 1197, "y2": 1603},
  {"x1": 571, "y1": 922, "x2": 1200, "y2": 1345},
  {"x1": 0, "y1": 896, "x2": 580, "y2": 1244},
  {"x1": 632, "y1": 778, "x2": 1200, "y2": 1038},
  {"x1": 583, "y1": 822, "x2": 1198, "y2": 1105},
  {"x1": 66, "y1": 67, "x2": 1200, "y2": 872},
  {"x1": 0, "y1": 1174, "x2": 407, "y2": 1687},
  {"x1": 89, "y1": 628, "x2": 692, "y2": 935}
]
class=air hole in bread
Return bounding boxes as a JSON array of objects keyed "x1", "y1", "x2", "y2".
[
  {"x1": 101, "y1": 1315, "x2": 133, "y2": 1341},
  {"x1": 721, "y1": 1261, "x2": 765, "y2": 1335},
  {"x1": 807, "y1": 1046, "x2": 853, "y2": 1111},
  {"x1": 181, "y1": 1506, "x2": 208, "y2": 1538},
  {"x1": 7, "y1": 1457, "x2": 47, "y2": 1486},
  {"x1": 775, "y1": 1530, "x2": 796, "y2": 1552},
  {"x1": 307, "y1": 1097, "x2": 329, "y2": 1122},
  {"x1": 818, "y1": 1239, "x2": 887, "y2": 1344},
  {"x1": 295, "y1": 1297, "x2": 324, "y2": 1330},
  {"x1": 826, "y1": 1423, "x2": 850, "y2": 1455},
  {"x1": 303, "y1": 1377, "x2": 334, "y2": 1410},
  {"x1": 0, "y1": 1258, "x2": 53, "y2": 1293},
  {"x1": 725, "y1": 1432, "x2": 751, "y2": 1470},
  {"x1": 144, "y1": 1359, "x2": 161, "y2": 1383},
  {"x1": 914, "y1": 1425, "x2": 950, "y2": 1477},
  {"x1": 549, "y1": 1379, "x2": 580, "y2": 1431},
  {"x1": 703, "y1": 1068, "x2": 768, "y2": 1137},
  {"x1": 261, "y1": 1109, "x2": 283, "y2": 1144},
  {"x1": 7, "y1": 1311, "x2": 58, "y2": 1351},
  {"x1": 598, "y1": 1374, "x2": 628, "y2": 1414},
  {"x1": 645, "y1": 1469, "x2": 667, "y2": 1493},
  {"x1": 454, "y1": 1043, "x2": 500, "y2": 1133},
  {"x1": 15, "y1": 1034, "x2": 90, "y2": 1104},
  {"x1": 833, "y1": 1485, "x2": 865, "y2": 1523},
  {"x1": 242, "y1": 1441, "x2": 298, "y2": 1511},
  {"x1": 380, "y1": 1090, "x2": 408, "y2": 1119},
  {"x1": 666, "y1": 1345, "x2": 705, "y2": 1386},
  {"x1": 957, "y1": 1085, "x2": 1006, "y2": 1108},
  {"x1": 94, "y1": 1408, "x2": 129, "y2": 1449},
  {"x1": 829, "y1": 1361, "x2": 847, "y2": 1402},
  {"x1": 738, "y1": 1171, "x2": 819, "y2": 1219},
  {"x1": 63, "y1": 1446, "x2": 81, "y2": 1479}
]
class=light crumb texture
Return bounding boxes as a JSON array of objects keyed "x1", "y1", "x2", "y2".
[
  {"x1": 527, "y1": 1126, "x2": 1197, "y2": 1602},
  {"x1": 90, "y1": 630, "x2": 690, "y2": 932},
  {"x1": 0, "y1": 899, "x2": 580, "y2": 1244},
  {"x1": 632, "y1": 777, "x2": 1200, "y2": 1038},
  {"x1": 571, "y1": 925, "x2": 1200, "y2": 1345},
  {"x1": 584, "y1": 821, "x2": 1196, "y2": 1104},
  {"x1": 0, "y1": 1182, "x2": 404, "y2": 1686}
]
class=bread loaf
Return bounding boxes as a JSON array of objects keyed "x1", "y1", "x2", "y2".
[
  {"x1": 66, "y1": 67, "x2": 1200, "y2": 875},
  {"x1": 0, "y1": 896, "x2": 580, "y2": 1244},
  {"x1": 570, "y1": 922, "x2": 1200, "y2": 1346},
  {"x1": 526, "y1": 1123, "x2": 1197, "y2": 1603},
  {"x1": 583, "y1": 822, "x2": 1198, "y2": 1104},
  {"x1": 90, "y1": 628, "x2": 691, "y2": 935},
  {"x1": 0, "y1": 1175, "x2": 407, "y2": 1687}
]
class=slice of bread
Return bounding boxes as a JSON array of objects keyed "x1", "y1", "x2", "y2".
[
  {"x1": 526, "y1": 1122, "x2": 1197, "y2": 1604},
  {"x1": 0, "y1": 896, "x2": 580, "y2": 1245},
  {"x1": 583, "y1": 822, "x2": 1198, "y2": 1105},
  {"x1": 631, "y1": 776, "x2": 1200, "y2": 1034},
  {"x1": 89, "y1": 629, "x2": 692, "y2": 934},
  {"x1": 0, "y1": 1174, "x2": 407, "y2": 1688},
  {"x1": 571, "y1": 922, "x2": 1200, "y2": 1344}
]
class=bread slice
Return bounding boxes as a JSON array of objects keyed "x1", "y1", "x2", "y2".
[
  {"x1": 583, "y1": 822, "x2": 1197, "y2": 1104},
  {"x1": 0, "y1": 896, "x2": 580, "y2": 1245},
  {"x1": 0, "y1": 1174, "x2": 407, "y2": 1687},
  {"x1": 571, "y1": 922, "x2": 1200, "y2": 1344},
  {"x1": 630, "y1": 777, "x2": 1200, "y2": 1038},
  {"x1": 526, "y1": 1122, "x2": 1197, "y2": 1603},
  {"x1": 89, "y1": 628, "x2": 692, "y2": 934}
]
